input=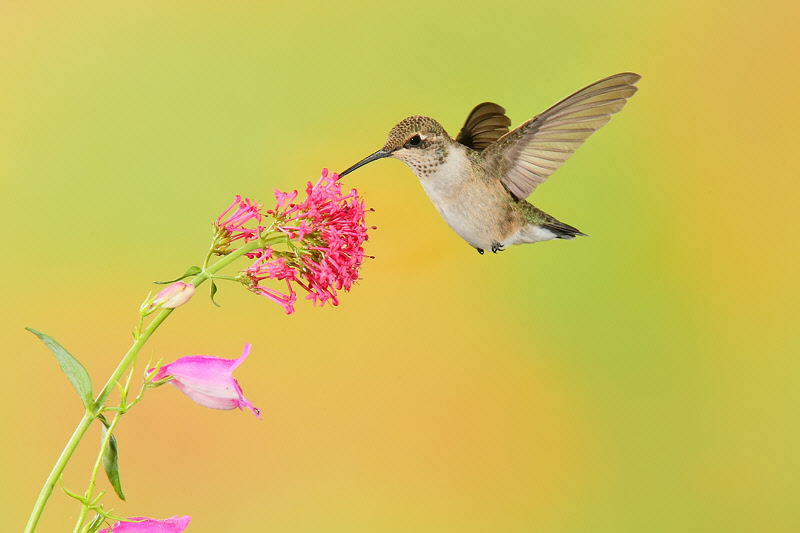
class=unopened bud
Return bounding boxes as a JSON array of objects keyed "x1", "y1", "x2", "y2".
[{"x1": 144, "y1": 282, "x2": 195, "y2": 314}]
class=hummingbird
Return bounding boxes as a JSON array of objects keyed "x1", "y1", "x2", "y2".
[{"x1": 339, "y1": 72, "x2": 641, "y2": 255}]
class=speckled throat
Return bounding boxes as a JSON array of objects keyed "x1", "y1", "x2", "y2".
[{"x1": 392, "y1": 141, "x2": 450, "y2": 178}]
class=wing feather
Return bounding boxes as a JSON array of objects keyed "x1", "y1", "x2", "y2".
[
  {"x1": 455, "y1": 102, "x2": 512, "y2": 151},
  {"x1": 484, "y1": 72, "x2": 641, "y2": 200}
]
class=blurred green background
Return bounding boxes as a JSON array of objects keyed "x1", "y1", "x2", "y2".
[{"x1": 2, "y1": 1, "x2": 798, "y2": 532}]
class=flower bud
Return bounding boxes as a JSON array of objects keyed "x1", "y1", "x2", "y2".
[{"x1": 145, "y1": 282, "x2": 195, "y2": 314}]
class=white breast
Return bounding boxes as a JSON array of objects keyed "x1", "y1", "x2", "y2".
[
  {"x1": 406, "y1": 143, "x2": 459, "y2": 196},
  {"x1": 412, "y1": 147, "x2": 495, "y2": 249}
]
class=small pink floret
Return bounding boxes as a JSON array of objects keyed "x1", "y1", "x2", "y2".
[
  {"x1": 214, "y1": 195, "x2": 264, "y2": 250},
  {"x1": 274, "y1": 188, "x2": 298, "y2": 210},
  {"x1": 149, "y1": 344, "x2": 260, "y2": 419},
  {"x1": 97, "y1": 515, "x2": 191, "y2": 533}
]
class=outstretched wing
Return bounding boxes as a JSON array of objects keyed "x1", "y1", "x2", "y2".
[
  {"x1": 484, "y1": 72, "x2": 641, "y2": 200},
  {"x1": 455, "y1": 102, "x2": 512, "y2": 151}
]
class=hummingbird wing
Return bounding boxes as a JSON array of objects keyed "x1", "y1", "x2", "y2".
[
  {"x1": 484, "y1": 72, "x2": 641, "y2": 200},
  {"x1": 455, "y1": 102, "x2": 512, "y2": 151}
]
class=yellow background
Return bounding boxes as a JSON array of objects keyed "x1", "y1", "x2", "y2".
[{"x1": 2, "y1": 1, "x2": 798, "y2": 532}]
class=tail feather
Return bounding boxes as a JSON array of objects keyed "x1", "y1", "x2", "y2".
[
  {"x1": 542, "y1": 220, "x2": 587, "y2": 240},
  {"x1": 517, "y1": 202, "x2": 587, "y2": 241}
]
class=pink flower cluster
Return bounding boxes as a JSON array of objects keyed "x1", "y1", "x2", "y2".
[{"x1": 240, "y1": 169, "x2": 372, "y2": 314}]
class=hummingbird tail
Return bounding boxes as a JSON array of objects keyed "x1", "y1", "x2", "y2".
[
  {"x1": 540, "y1": 220, "x2": 588, "y2": 240},
  {"x1": 517, "y1": 204, "x2": 587, "y2": 242}
]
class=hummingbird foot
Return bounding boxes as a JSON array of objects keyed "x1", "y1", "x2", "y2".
[
  {"x1": 491, "y1": 242, "x2": 505, "y2": 254},
  {"x1": 476, "y1": 248, "x2": 485, "y2": 255}
]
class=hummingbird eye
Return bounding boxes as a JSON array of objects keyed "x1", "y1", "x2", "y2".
[{"x1": 405, "y1": 134, "x2": 422, "y2": 148}]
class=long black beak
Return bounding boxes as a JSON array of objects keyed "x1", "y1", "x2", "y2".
[{"x1": 339, "y1": 149, "x2": 392, "y2": 177}]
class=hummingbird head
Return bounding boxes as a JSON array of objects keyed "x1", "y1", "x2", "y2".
[{"x1": 339, "y1": 115, "x2": 451, "y2": 178}]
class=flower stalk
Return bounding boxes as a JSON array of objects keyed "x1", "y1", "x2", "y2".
[
  {"x1": 25, "y1": 170, "x2": 372, "y2": 533},
  {"x1": 24, "y1": 239, "x2": 260, "y2": 533}
]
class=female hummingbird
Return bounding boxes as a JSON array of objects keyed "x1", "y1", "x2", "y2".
[{"x1": 339, "y1": 72, "x2": 640, "y2": 254}]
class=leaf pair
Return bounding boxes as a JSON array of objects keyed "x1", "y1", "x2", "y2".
[{"x1": 27, "y1": 328, "x2": 125, "y2": 501}]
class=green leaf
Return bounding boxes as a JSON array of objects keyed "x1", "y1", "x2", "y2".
[
  {"x1": 98, "y1": 415, "x2": 126, "y2": 501},
  {"x1": 26, "y1": 328, "x2": 93, "y2": 409},
  {"x1": 210, "y1": 280, "x2": 221, "y2": 307},
  {"x1": 154, "y1": 265, "x2": 202, "y2": 285}
]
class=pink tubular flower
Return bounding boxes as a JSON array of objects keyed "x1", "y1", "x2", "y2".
[
  {"x1": 241, "y1": 169, "x2": 371, "y2": 314},
  {"x1": 213, "y1": 195, "x2": 264, "y2": 256},
  {"x1": 145, "y1": 282, "x2": 195, "y2": 313},
  {"x1": 97, "y1": 516, "x2": 190, "y2": 533},
  {"x1": 149, "y1": 343, "x2": 260, "y2": 419}
]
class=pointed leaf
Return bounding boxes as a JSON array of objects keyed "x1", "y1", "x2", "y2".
[
  {"x1": 26, "y1": 328, "x2": 93, "y2": 408},
  {"x1": 210, "y1": 280, "x2": 221, "y2": 307},
  {"x1": 154, "y1": 265, "x2": 202, "y2": 285},
  {"x1": 98, "y1": 415, "x2": 126, "y2": 501}
]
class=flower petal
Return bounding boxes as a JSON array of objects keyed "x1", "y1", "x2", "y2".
[{"x1": 230, "y1": 342, "x2": 251, "y2": 372}]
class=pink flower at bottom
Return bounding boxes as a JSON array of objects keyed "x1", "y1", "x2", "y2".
[
  {"x1": 98, "y1": 516, "x2": 190, "y2": 533},
  {"x1": 149, "y1": 343, "x2": 260, "y2": 419}
]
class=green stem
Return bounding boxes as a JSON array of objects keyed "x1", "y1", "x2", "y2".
[
  {"x1": 24, "y1": 237, "x2": 268, "y2": 533},
  {"x1": 73, "y1": 357, "x2": 138, "y2": 533},
  {"x1": 72, "y1": 410, "x2": 122, "y2": 533},
  {"x1": 24, "y1": 412, "x2": 94, "y2": 533},
  {"x1": 207, "y1": 275, "x2": 241, "y2": 282}
]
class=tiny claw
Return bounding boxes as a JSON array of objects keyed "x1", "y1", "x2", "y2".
[
  {"x1": 476, "y1": 248, "x2": 485, "y2": 255},
  {"x1": 491, "y1": 242, "x2": 505, "y2": 253}
]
